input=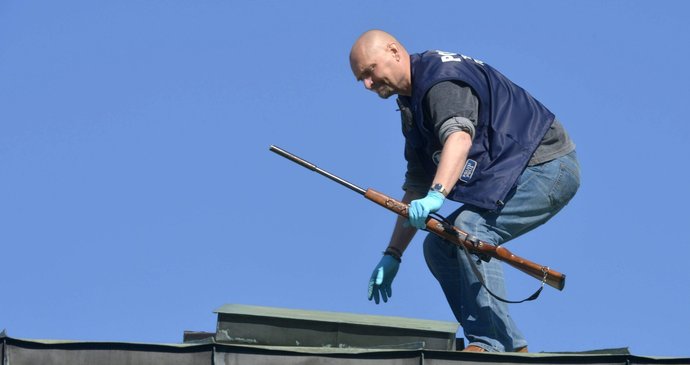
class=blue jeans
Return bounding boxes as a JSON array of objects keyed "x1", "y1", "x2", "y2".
[{"x1": 423, "y1": 151, "x2": 580, "y2": 352}]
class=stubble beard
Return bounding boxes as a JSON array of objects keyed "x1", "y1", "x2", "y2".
[{"x1": 375, "y1": 85, "x2": 396, "y2": 99}]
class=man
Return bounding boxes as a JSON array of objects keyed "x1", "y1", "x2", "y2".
[{"x1": 349, "y1": 30, "x2": 580, "y2": 353}]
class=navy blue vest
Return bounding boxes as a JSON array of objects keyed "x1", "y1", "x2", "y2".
[{"x1": 402, "y1": 50, "x2": 555, "y2": 211}]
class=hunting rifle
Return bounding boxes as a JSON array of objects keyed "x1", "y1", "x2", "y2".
[{"x1": 269, "y1": 145, "x2": 565, "y2": 291}]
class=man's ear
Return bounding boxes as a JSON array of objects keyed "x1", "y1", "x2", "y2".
[{"x1": 387, "y1": 43, "x2": 400, "y2": 61}]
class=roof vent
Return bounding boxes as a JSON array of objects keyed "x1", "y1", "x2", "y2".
[{"x1": 214, "y1": 304, "x2": 459, "y2": 350}]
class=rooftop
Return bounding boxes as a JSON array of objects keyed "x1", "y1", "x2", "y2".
[{"x1": 2, "y1": 304, "x2": 688, "y2": 364}]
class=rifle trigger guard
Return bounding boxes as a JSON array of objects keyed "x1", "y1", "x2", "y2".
[
  {"x1": 466, "y1": 234, "x2": 480, "y2": 247},
  {"x1": 465, "y1": 234, "x2": 491, "y2": 263},
  {"x1": 428, "y1": 212, "x2": 491, "y2": 263}
]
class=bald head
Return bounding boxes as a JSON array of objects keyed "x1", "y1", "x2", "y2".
[
  {"x1": 349, "y1": 30, "x2": 411, "y2": 98},
  {"x1": 349, "y1": 30, "x2": 400, "y2": 65}
]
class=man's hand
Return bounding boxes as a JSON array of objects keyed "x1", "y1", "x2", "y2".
[
  {"x1": 367, "y1": 255, "x2": 400, "y2": 304},
  {"x1": 408, "y1": 190, "x2": 445, "y2": 229}
]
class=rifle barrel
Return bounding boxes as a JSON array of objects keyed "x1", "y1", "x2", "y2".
[{"x1": 269, "y1": 145, "x2": 367, "y2": 195}]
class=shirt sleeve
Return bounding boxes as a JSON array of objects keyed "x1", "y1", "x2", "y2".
[{"x1": 423, "y1": 81, "x2": 479, "y2": 144}]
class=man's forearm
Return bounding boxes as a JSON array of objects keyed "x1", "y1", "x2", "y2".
[
  {"x1": 386, "y1": 189, "x2": 424, "y2": 256},
  {"x1": 432, "y1": 131, "x2": 472, "y2": 194},
  {"x1": 388, "y1": 131, "x2": 471, "y2": 256}
]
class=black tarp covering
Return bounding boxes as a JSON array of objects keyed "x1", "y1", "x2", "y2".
[{"x1": 2, "y1": 336, "x2": 689, "y2": 365}]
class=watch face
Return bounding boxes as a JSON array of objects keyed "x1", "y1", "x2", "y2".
[{"x1": 432, "y1": 183, "x2": 445, "y2": 193}]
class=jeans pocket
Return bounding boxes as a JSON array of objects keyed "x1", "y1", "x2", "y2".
[{"x1": 549, "y1": 155, "x2": 581, "y2": 208}]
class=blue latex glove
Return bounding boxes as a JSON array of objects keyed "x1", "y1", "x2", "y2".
[
  {"x1": 408, "y1": 190, "x2": 445, "y2": 229},
  {"x1": 367, "y1": 255, "x2": 400, "y2": 304}
]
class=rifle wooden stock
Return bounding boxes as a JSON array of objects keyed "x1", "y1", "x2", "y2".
[{"x1": 364, "y1": 188, "x2": 566, "y2": 291}]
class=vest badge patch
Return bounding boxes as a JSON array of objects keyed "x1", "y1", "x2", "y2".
[{"x1": 460, "y1": 159, "x2": 477, "y2": 183}]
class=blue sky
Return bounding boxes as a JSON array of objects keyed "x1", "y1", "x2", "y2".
[{"x1": 1, "y1": 0, "x2": 689, "y2": 358}]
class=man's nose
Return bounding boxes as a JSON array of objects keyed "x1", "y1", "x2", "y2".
[{"x1": 363, "y1": 77, "x2": 374, "y2": 90}]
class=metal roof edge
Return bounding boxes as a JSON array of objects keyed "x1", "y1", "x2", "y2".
[
  {"x1": 2, "y1": 336, "x2": 208, "y2": 349},
  {"x1": 3, "y1": 336, "x2": 690, "y2": 363}
]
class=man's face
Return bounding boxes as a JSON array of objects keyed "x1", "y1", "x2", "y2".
[{"x1": 350, "y1": 45, "x2": 400, "y2": 99}]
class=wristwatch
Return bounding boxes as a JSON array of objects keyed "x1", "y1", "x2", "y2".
[{"x1": 430, "y1": 183, "x2": 447, "y2": 196}]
